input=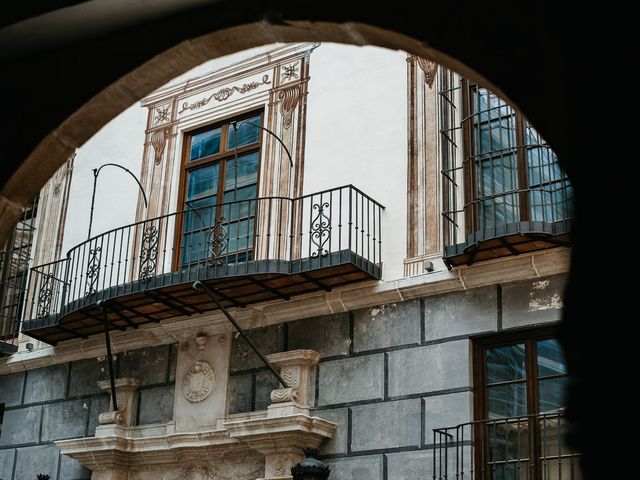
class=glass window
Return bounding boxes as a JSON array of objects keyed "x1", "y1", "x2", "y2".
[
  {"x1": 228, "y1": 115, "x2": 261, "y2": 148},
  {"x1": 190, "y1": 128, "x2": 221, "y2": 161},
  {"x1": 467, "y1": 84, "x2": 572, "y2": 232},
  {"x1": 481, "y1": 334, "x2": 569, "y2": 419},
  {"x1": 477, "y1": 331, "x2": 576, "y2": 479},
  {"x1": 180, "y1": 112, "x2": 262, "y2": 266}
]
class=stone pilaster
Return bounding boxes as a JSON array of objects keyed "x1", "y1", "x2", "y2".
[{"x1": 172, "y1": 331, "x2": 231, "y2": 431}]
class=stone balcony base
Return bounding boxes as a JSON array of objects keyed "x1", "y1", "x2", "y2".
[{"x1": 56, "y1": 410, "x2": 335, "y2": 479}]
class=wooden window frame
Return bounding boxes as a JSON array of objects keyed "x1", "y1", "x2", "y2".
[
  {"x1": 473, "y1": 326, "x2": 569, "y2": 480},
  {"x1": 462, "y1": 81, "x2": 531, "y2": 235},
  {"x1": 174, "y1": 108, "x2": 264, "y2": 270},
  {"x1": 473, "y1": 326, "x2": 563, "y2": 421}
]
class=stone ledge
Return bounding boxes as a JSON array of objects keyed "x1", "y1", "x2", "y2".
[
  {"x1": 56, "y1": 413, "x2": 335, "y2": 470},
  {"x1": 1, "y1": 248, "x2": 570, "y2": 374}
]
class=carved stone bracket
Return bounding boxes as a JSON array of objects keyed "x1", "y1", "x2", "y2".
[
  {"x1": 150, "y1": 128, "x2": 168, "y2": 165},
  {"x1": 278, "y1": 85, "x2": 301, "y2": 130},
  {"x1": 96, "y1": 377, "x2": 141, "y2": 428},
  {"x1": 265, "y1": 349, "x2": 320, "y2": 418}
]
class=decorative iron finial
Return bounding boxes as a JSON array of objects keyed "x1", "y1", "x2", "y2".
[{"x1": 291, "y1": 448, "x2": 331, "y2": 479}]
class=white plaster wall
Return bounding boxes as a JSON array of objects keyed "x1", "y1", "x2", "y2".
[
  {"x1": 59, "y1": 43, "x2": 408, "y2": 281},
  {"x1": 304, "y1": 43, "x2": 408, "y2": 280},
  {"x1": 60, "y1": 45, "x2": 278, "y2": 257},
  {"x1": 61, "y1": 104, "x2": 147, "y2": 254}
]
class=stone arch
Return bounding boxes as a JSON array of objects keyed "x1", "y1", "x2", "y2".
[{"x1": 0, "y1": 4, "x2": 570, "y2": 243}]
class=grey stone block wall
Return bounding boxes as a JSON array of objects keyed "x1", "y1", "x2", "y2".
[
  {"x1": 0, "y1": 274, "x2": 564, "y2": 480},
  {"x1": 0, "y1": 344, "x2": 176, "y2": 480},
  {"x1": 353, "y1": 299, "x2": 421, "y2": 352},
  {"x1": 225, "y1": 274, "x2": 565, "y2": 480},
  {"x1": 502, "y1": 274, "x2": 567, "y2": 328}
]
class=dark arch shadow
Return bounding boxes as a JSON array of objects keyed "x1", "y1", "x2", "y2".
[{"x1": 0, "y1": 2, "x2": 600, "y2": 477}]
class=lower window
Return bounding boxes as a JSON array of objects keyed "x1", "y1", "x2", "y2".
[{"x1": 474, "y1": 328, "x2": 581, "y2": 479}]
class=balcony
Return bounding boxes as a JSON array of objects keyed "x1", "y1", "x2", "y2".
[
  {"x1": 439, "y1": 73, "x2": 573, "y2": 267},
  {"x1": 433, "y1": 411, "x2": 582, "y2": 479},
  {"x1": 18, "y1": 185, "x2": 384, "y2": 345}
]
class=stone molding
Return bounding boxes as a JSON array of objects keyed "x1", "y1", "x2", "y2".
[
  {"x1": 1, "y1": 247, "x2": 570, "y2": 374},
  {"x1": 56, "y1": 411, "x2": 335, "y2": 477},
  {"x1": 266, "y1": 349, "x2": 320, "y2": 414},
  {"x1": 97, "y1": 377, "x2": 141, "y2": 427}
]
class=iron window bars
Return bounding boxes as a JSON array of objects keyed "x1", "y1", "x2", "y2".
[{"x1": 439, "y1": 69, "x2": 573, "y2": 267}]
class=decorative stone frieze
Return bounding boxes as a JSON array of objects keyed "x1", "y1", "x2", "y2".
[{"x1": 96, "y1": 377, "x2": 140, "y2": 428}]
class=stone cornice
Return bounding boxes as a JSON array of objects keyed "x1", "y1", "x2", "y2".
[
  {"x1": 56, "y1": 413, "x2": 334, "y2": 469},
  {"x1": 1, "y1": 247, "x2": 570, "y2": 374},
  {"x1": 141, "y1": 43, "x2": 320, "y2": 107}
]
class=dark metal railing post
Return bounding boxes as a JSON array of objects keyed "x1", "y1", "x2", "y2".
[{"x1": 97, "y1": 300, "x2": 118, "y2": 411}]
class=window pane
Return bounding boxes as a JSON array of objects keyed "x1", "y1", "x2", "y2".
[
  {"x1": 187, "y1": 164, "x2": 219, "y2": 200},
  {"x1": 536, "y1": 339, "x2": 567, "y2": 377},
  {"x1": 526, "y1": 146, "x2": 562, "y2": 186},
  {"x1": 488, "y1": 383, "x2": 528, "y2": 419},
  {"x1": 478, "y1": 195, "x2": 520, "y2": 231},
  {"x1": 487, "y1": 344, "x2": 526, "y2": 384},
  {"x1": 228, "y1": 115, "x2": 261, "y2": 148},
  {"x1": 190, "y1": 128, "x2": 221, "y2": 160},
  {"x1": 181, "y1": 230, "x2": 209, "y2": 264},
  {"x1": 184, "y1": 196, "x2": 216, "y2": 231},
  {"x1": 227, "y1": 218, "x2": 255, "y2": 253},
  {"x1": 224, "y1": 152, "x2": 259, "y2": 192},
  {"x1": 478, "y1": 154, "x2": 518, "y2": 196},
  {"x1": 222, "y1": 186, "x2": 257, "y2": 220},
  {"x1": 538, "y1": 377, "x2": 568, "y2": 412},
  {"x1": 486, "y1": 418, "x2": 531, "y2": 466},
  {"x1": 477, "y1": 117, "x2": 516, "y2": 155},
  {"x1": 475, "y1": 88, "x2": 513, "y2": 122}
]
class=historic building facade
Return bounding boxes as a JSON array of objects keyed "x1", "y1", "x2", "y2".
[{"x1": 0, "y1": 43, "x2": 576, "y2": 480}]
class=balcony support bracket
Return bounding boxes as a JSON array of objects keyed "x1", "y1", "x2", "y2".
[
  {"x1": 97, "y1": 300, "x2": 119, "y2": 412},
  {"x1": 192, "y1": 280, "x2": 289, "y2": 389}
]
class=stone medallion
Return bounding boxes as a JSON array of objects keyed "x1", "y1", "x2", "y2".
[{"x1": 182, "y1": 361, "x2": 216, "y2": 403}]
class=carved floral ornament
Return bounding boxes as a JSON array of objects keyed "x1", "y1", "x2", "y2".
[
  {"x1": 178, "y1": 74, "x2": 272, "y2": 114},
  {"x1": 281, "y1": 62, "x2": 299, "y2": 81},
  {"x1": 270, "y1": 455, "x2": 289, "y2": 477},
  {"x1": 154, "y1": 104, "x2": 171, "y2": 124},
  {"x1": 182, "y1": 360, "x2": 216, "y2": 402}
]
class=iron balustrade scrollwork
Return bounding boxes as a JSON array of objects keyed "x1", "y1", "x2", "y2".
[
  {"x1": 36, "y1": 273, "x2": 54, "y2": 319},
  {"x1": 139, "y1": 224, "x2": 159, "y2": 280},
  {"x1": 310, "y1": 201, "x2": 330, "y2": 257},
  {"x1": 19, "y1": 186, "x2": 384, "y2": 332},
  {"x1": 208, "y1": 217, "x2": 229, "y2": 265},
  {"x1": 24, "y1": 259, "x2": 70, "y2": 324},
  {"x1": 85, "y1": 246, "x2": 102, "y2": 296}
]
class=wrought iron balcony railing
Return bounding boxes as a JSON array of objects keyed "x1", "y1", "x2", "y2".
[
  {"x1": 20, "y1": 185, "x2": 384, "y2": 344},
  {"x1": 433, "y1": 411, "x2": 582, "y2": 480}
]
